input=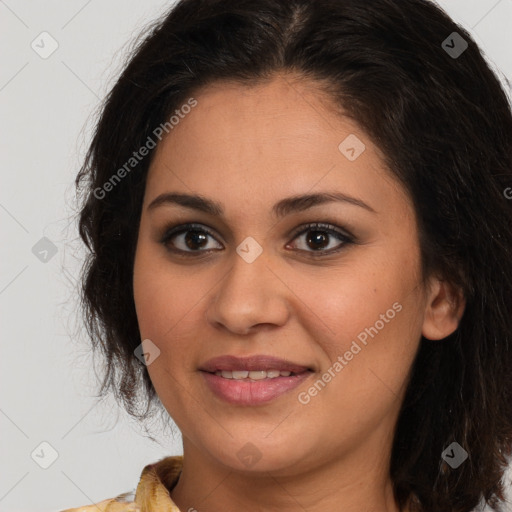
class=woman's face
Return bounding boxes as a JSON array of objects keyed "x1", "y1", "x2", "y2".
[{"x1": 133, "y1": 74, "x2": 433, "y2": 476}]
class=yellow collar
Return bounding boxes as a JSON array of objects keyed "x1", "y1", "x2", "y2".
[
  {"x1": 60, "y1": 455, "x2": 183, "y2": 512},
  {"x1": 135, "y1": 455, "x2": 183, "y2": 511}
]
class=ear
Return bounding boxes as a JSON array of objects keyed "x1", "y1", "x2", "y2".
[{"x1": 422, "y1": 278, "x2": 466, "y2": 340}]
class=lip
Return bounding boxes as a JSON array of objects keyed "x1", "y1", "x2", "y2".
[
  {"x1": 199, "y1": 355, "x2": 314, "y2": 406},
  {"x1": 201, "y1": 371, "x2": 312, "y2": 406},
  {"x1": 199, "y1": 355, "x2": 312, "y2": 373}
]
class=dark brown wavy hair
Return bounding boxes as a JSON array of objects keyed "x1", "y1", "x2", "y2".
[{"x1": 75, "y1": 0, "x2": 512, "y2": 510}]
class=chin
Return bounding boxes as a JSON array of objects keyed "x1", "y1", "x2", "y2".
[{"x1": 201, "y1": 436, "x2": 312, "y2": 475}]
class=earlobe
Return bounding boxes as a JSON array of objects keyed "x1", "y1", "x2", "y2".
[{"x1": 421, "y1": 278, "x2": 466, "y2": 341}]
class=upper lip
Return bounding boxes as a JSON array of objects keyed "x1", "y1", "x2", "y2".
[{"x1": 199, "y1": 355, "x2": 312, "y2": 373}]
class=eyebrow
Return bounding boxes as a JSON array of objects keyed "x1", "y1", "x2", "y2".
[{"x1": 147, "y1": 191, "x2": 376, "y2": 218}]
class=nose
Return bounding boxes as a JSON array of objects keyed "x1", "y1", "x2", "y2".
[{"x1": 205, "y1": 249, "x2": 291, "y2": 335}]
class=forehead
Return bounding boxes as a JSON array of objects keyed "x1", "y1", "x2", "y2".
[{"x1": 144, "y1": 74, "x2": 411, "y2": 221}]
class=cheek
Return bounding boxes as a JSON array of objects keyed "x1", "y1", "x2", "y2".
[
  {"x1": 337, "y1": 308, "x2": 423, "y2": 414},
  {"x1": 133, "y1": 236, "x2": 197, "y2": 340},
  {"x1": 132, "y1": 239, "x2": 218, "y2": 396},
  {"x1": 132, "y1": 243, "x2": 203, "y2": 411},
  {"x1": 295, "y1": 251, "x2": 424, "y2": 408},
  {"x1": 289, "y1": 250, "x2": 421, "y2": 351},
  {"x1": 297, "y1": 283, "x2": 423, "y2": 440}
]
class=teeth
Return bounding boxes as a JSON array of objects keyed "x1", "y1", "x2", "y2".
[
  {"x1": 232, "y1": 370, "x2": 249, "y2": 379},
  {"x1": 214, "y1": 370, "x2": 295, "y2": 379},
  {"x1": 248, "y1": 371, "x2": 267, "y2": 380}
]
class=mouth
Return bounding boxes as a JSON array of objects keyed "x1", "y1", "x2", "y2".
[
  {"x1": 208, "y1": 369, "x2": 304, "y2": 380},
  {"x1": 199, "y1": 355, "x2": 314, "y2": 405}
]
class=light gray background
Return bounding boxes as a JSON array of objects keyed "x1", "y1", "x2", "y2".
[{"x1": 1, "y1": 1, "x2": 511, "y2": 511}]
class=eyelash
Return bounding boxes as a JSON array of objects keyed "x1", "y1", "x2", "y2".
[{"x1": 159, "y1": 222, "x2": 355, "y2": 258}]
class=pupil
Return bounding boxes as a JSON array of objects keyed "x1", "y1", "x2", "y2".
[
  {"x1": 307, "y1": 230, "x2": 328, "y2": 250},
  {"x1": 185, "y1": 230, "x2": 207, "y2": 250}
]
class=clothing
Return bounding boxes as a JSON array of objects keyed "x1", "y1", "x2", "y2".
[{"x1": 60, "y1": 455, "x2": 183, "y2": 512}]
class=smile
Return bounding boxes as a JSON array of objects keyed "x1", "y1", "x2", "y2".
[{"x1": 213, "y1": 369, "x2": 294, "y2": 380}]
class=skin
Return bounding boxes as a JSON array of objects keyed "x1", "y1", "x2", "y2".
[{"x1": 133, "y1": 73, "x2": 465, "y2": 512}]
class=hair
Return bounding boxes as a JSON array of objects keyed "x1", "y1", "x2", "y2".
[{"x1": 75, "y1": 0, "x2": 512, "y2": 510}]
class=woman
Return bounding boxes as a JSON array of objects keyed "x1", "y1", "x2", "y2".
[{"x1": 65, "y1": 0, "x2": 512, "y2": 510}]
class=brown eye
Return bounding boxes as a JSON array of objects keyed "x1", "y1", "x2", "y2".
[
  {"x1": 286, "y1": 223, "x2": 354, "y2": 256},
  {"x1": 182, "y1": 230, "x2": 208, "y2": 250},
  {"x1": 305, "y1": 230, "x2": 330, "y2": 250},
  {"x1": 161, "y1": 224, "x2": 223, "y2": 254},
  {"x1": 160, "y1": 221, "x2": 354, "y2": 258}
]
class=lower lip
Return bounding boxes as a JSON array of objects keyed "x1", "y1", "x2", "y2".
[{"x1": 200, "y1": 371, "x2": 312, "y2": 406}]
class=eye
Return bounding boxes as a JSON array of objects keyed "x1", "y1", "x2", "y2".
[
  {"x1": 286, "y1": 223, "x2": 354, "y2": 256},
  {"x1": 160, "y1": 223, "x2": 223, "y2": 254},
  {"x1": 160, "y1": 222, "x2": 354, "y2": 257}
]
